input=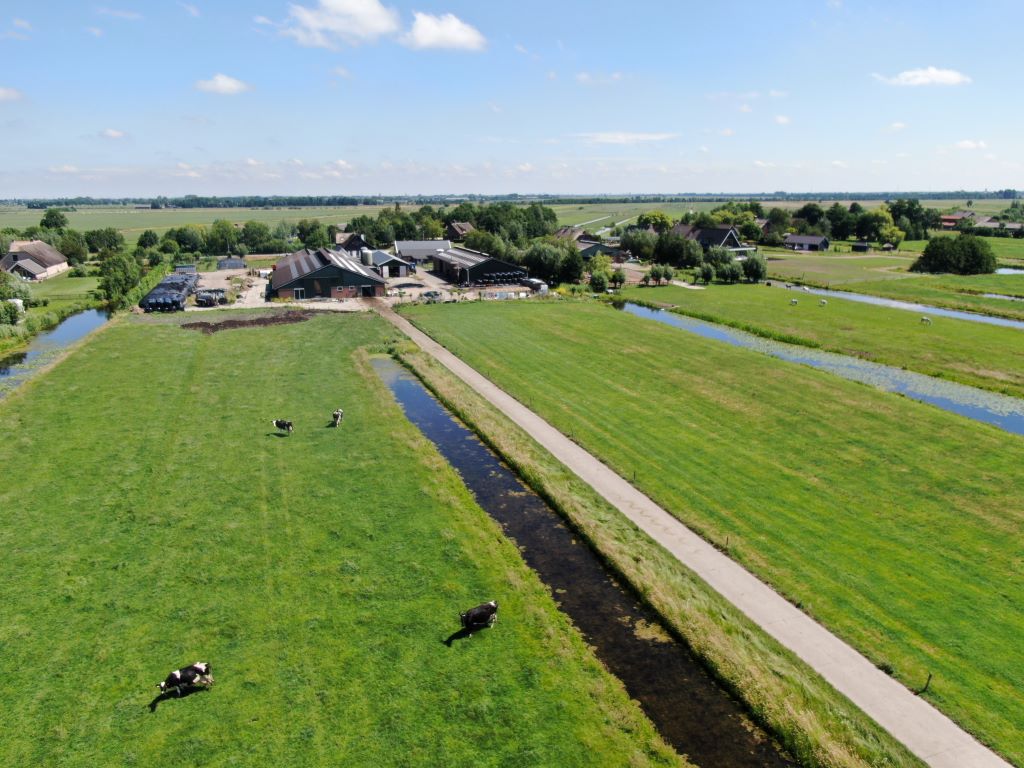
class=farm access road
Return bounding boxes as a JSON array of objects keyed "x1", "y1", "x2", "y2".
[{"x1": 376, "y1": 303, "x2": 1010, "y2": 768}]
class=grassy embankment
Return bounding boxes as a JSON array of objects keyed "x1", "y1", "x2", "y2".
[
  {"x1": 0, "y1": 272, "x2": 101, "y2": 357},
  {"x1": 620, "y1": 283, "x2": 1024, "y2": 397},
  {"x1": 398, "y1": 346, "x2": 923, "y2": 768},
  {"x1": 0, "y1": 309, "x2": 681, "y2": 768},
  {"x1": 401, "y1": 300, "x2": 1024, "y2": 766}
]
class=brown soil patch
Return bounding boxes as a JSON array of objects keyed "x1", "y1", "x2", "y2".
[{"x1": 181, "y1": 310, "x2": 314, "y2": 334}]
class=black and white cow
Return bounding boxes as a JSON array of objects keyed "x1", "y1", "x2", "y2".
[
  {"x1": 271, "y1": 419, "x2": 293, "y2": 434},
  {"x1": 331, "y1": 409, "x2": 344, "y2": 428},
  {"x1": 460, "y1": 600, "x2": 498, "y2": 630},
  {"x1": 157, "y1": 662, "x2": 214, "y2": 696}
]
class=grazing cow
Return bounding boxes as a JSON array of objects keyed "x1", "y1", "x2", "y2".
[
  {"x1": 332, "y1": 408, "x2": 344, "y2": 427},
  {"x1": 460, "y1": 600, "x2": 498, "y2": 631},
  {"x1": 272, "y1": 419, "x2": 293, "y2": 434},
  {"x1": 802, "y1": 286, "x2": 811, "y2": 293},
  {"x1": 158, "y1": 662, "x2": 214, "y2": 697},
  {"x1": 819, "y1": 299, "x2": 828, "y2": 306},
  {"x1": 790, "y1": 298, "x2": 799, "y2": 306},
  {"x1": 920, "y1": 316, "x2": 932, "y2": 325}
]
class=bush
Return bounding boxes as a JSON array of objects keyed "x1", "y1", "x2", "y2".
[
  {"x1": 911, "y1": 235, "x2": 996, "y2": 275},
  {"x1": 742, "y1": 254, "x2": 768, "y2": 282},
  {"x1": 698, "y1": 263, "x2": 716, "y2": 284},
  {"x1": 718, "y1": 261, "x2": 744, "y2": 283}
]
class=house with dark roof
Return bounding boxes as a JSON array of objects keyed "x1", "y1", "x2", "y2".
[
  {"x1": 576, "y1": 240, "x2": 622, "y2": 261},
  {"x1": 555, "y1": 226, "x2": 599, "y2": 242},
  {"x1": 268, "y1": 247, "x2": 385, "y2": 300},
  {"x1": 0, "y1": 240, "x2": 69, "y2": 281},
  {"x1": 368, "y1": 250, "x2": 412, "y2": 278},
  {"x1": 783, "y1": 234, "x2": 830, "y2": 251},
  {"x1": 446, "y1": 221, "x2": 476, "y2": 241},
  {"x1": 670, "y1": 224, "x2": 749, "y2": 252},
  {"x1": 431, "y1": 247, "x2": 526, "y2": 285},
  {"x1": 335, "y1": 232, "x2": 372, "y2": 252},
  {"x1": 394, "y1": 239, "x2": 451, "y2": 264}
]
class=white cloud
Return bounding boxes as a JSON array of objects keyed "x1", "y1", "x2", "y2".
[
  {"x1": 955, "y1": 139, "x2": 987, "y2": 150},
  {"x1": 0, "y1": 87, "x2": 23, "y2": 101},
  {"x1": 284, "y1": 0, "x2": 400, "y2": 48},
  {"x1": 774, "y1": 115, "x2": 791, "y2": 125},
  {"x1": 101, "y1": 128, "x2": 126, "y2": 139},
  {"x1": 872, "y1": 66, "x2": 971, "y2": 86},
  {"x1": 827, "y1": 0, "x2": 842, "y2": 8},
  {"x1": 245, "y1": 157, "x2": 262, "y2": 166},
  {"x1": 180, "y1": 3, "x2": 200, "y2": 17},
  {"x1": 97, "y1": 7, "x2": 142, "y2": 20},
  {"x1": 546, "y1": 71, "x2": 557, "y2": 81},
  {"x1": 49, "y1": 164, "x2": 79, "y2": 174},
  {"x1": 514, "y1": 43, "x2": 528, "y2": 55},
  {"x1": 288, "y1": 158, "x2": 304, "y2": 166},
  {"x1": 831, "y1": 159, "x2": 848, "y2": 168},
  {"x1": 13, "y1": 18, "x2": 30, "y2": 29},
  {"x1": 516, "y1": 163, "x2": 534, "y2": 173},
  {"x1": 698, "y1": 145, "x2": 709, "y2": 153},
  {"x1": 176, "y1": 162, "x2": 192, "y2": 169},
  {"x1": 575, "y1": 71, "x2": 622, "y2": 86},
  {"x1": 331, "y1": 66, "x2": 351, "y2": 78},
  {"x1": 401, "y1": 12, "x2": 485, "y2": 51},
  {"x1": 195, "y1": 73, "x2": 250, "y2": 95},
  {"x1": 888, "y1": 121, "x2": 907, "y2": 132},
  {"x1": 323, "y1": 159, "x2": 352, "y2": 177},
  {"x1": 253, "y1": 15, "x2": 273, "y2": 25},
  {"x1": 85, "y1": 26, "x2": 104, "y2": 36},
  {"x1": 574, "y1": 131, "x2": 677, "y2": 145},
  {"x1": 753, "y1": 160, "x2": 775, "y2": 168},
  {"x1": 487, "y1": 102, "x2": 502, "y2": 114},
  {"x1": 719, "y1": 127, "x2": 735, "y2": 137},
  {"x1": 769, "y1": 89, "x2": 788, "y2": 98},
  {"x1": 738, "y1": 104, "x2": 752, "y2": 113}
]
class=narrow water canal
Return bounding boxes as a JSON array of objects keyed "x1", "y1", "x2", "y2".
[
  {"x1": 621, "y1": 302, "x2": 1024, "y2": 436},
  {"x1": 0, "y1": 309, "x2": 110, "y2": 399},
  {"x1": 372, "y1": 357, "x2": 796, "y2": 768}
]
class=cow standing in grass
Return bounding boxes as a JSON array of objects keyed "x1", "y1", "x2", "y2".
[
  {"x1": 272, "y1": 419, "x2": 293, "y2": 435},
  {"x1": 332, "y1": 409, "x2": 344, "y2": 428},
  {"x1": 158, "y1": 662, "x2": 214, "y2": 697},
  {"x1": 461, "y1": 601, "x2": 498, "y2": 630}
]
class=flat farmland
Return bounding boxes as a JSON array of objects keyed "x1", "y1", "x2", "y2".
[
  {"x1": 549, "y1": 202, "x2": 720, "y2": 228},
  {"x1": 0, "y1": 310, "x2": 680, "y2": 768},
  {"x1": 0, "y1": 205, "x2": 393, "y2": 246},
  {"x1": 843, "y1": 273, "x2": 1024, "y2": 320},
  {"x1": 762, "y1": 250, "x2": 915, "y2": 284},
  {"x1": 26, "y1": 271, "x2": 100, "y2": 312},
  {"x1": 902, "y1": 235, "x2": 1024, "y2": 262},
  {"x1": 402, "y1": 300, "x2": 1024, "y2": 765},
  {"x1": 622, "y1": 282, "x2": 1024, "y2": 397}
]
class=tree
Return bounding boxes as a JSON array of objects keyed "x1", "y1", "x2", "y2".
[
  {"x1": 648, "y1": 264, "x2": 663, "y2": 285},
  {"x1": 559, "y1": 248, "x2": 584, "y2": 284},
  {"x1": 911, "y1": 235, "x2": 995, "y2": 275},
  {"x1": 99, "y1": 251, "x2": 142, "y2": 307},
  {"x1": 704, "y1": 246, "x2": 733, "y2": 268},
  {"x1": 636, "y1": 210, "x2": 672, "y2": 233},
  {"x1": 742, "y1": 253, "x2": 767, "y2": 282},
  {"x1": 206, "y1": 219, "x2": 240, "y2": 255},
  {"x1": 620, "y1": 228, "x2": 656, "y2": 261},
  {"x1": 610, "y1": 268, "x2": 626, "y2": 289},
  {"x1": 698, "y1": 263, "x2": 715, "y2": 284},
  {"x1": 767, "y1": 207, "x2": 791, "y2": 232},
  {"x1": 522, "y1": 243, "x2": 563, "y2": 284},
  {"x1": 826, "y1": 203, "x2": 853, "y2": 241},
  {"x1": 653, "y1": 232, "x2": 687, "y2": 265},
  {"x1": 85, "y1": 227, "x2": 125, "y2": 253},
  {"x1": 419, "y1": 218, "x2": 444, "y2": 239},
  {"x1": 589, "y1": 270, "x2": 609, "y2": 292},
  {"x1": 718, "y1": 261, "x2": 743, "y2": 283},
  {"x1": 464, "y1": 229, "x2": 507, "y2": 259},
  {"x1": 58, "y1": 230, "x2": 88, "y2": 265},
  {"x1": 661, "y1": 265, "x2": 674, "y2": 283},
  {"x1": 137, "y1": 229, "x2": 160, "y2": 249},
  {"x1": 795, "y1": 203, "x2": 825, "y2": 226},
  {"x1": 41, "y1": 208, "x2": 69, "y2": 230},
  {"x1": 241, "y1": 221, "x2": 272, "y2": 251},
  {"x1": 879, "y1": 224, "x2": 905, "y2": 247}
]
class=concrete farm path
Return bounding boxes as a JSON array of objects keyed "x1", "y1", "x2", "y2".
[{"x1": 377, "y1": 304, "x2": 1011, "y2": 768}]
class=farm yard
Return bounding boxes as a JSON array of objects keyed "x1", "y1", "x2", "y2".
[
  {"x1": 622, "y1": 282, "x2": 1024, "y2": 397},
  {"x1": 0, "y1": 310, "x2": 680, "y2": 768},
  {"x1": 402, "y1": 299, "x2": 1024, "y2": 766}
]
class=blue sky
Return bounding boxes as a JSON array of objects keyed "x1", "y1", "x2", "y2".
[{"x1": 1, "y1": 0, "x2": 1021, "y2": 196}]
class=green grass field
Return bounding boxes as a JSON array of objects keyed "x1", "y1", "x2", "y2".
[
  {"x1": 620, "y1": 283, "x2": 1024, "y2": 397},
  {"x1": 0, "y1": 310, "x2": 681, "y2": 768},
  {"x1": 402, "y1": 300, "x2": 1024, "y2": 765},
  {"x1": 842, "y1": 274, "x2": 1024, "y2": 320},
  {"x1": 26, "y1": 271, "x2": 100, "y2": 312},
  {"x1": 762, "y1": 251, "x2": 915, "y2": 285},
  {"x1": 0, "y1": 205, "x2": 394, "y2": 246},
  {"x1": 901, "y1": 235, "x2": 1024, "y2": 262}
]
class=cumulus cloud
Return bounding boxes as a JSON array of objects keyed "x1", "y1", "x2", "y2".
[
  {"x1": 774, "y1": 115, "x2": 791, "y2": 125},
  {"x1": 101, "y1": 128, "x2": 126, "y2": 139},
  {"x1": 195, "y1": 73, "x2": 250, "y2": 94},
  {"x1": 401, "y1": 12, "x2": 485, "y2": 51},
  {"x1": 872, "y1": 66, "x2": 971, "y2": 86},
  {"x1": 955, "y1": 139, "x2": 987, "y2": 150},
  {"x1": 574, "y1": 131, "x2": 677, "y2": 145},
  {"x1": 0, "y1": 87, "x2": 23, "y2": 101},
  {"x1": 283, "y1": 0, "x2": 400, "y2": 48},
  {"x1": 97, "y1": 7, "x2": 142, "y2": 20}
]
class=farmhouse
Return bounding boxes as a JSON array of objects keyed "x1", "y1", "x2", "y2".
[
  {"x1": 577, "y1": 240, "x2": 622, "y2": 261},
  {"x1": 446, "y1": 221, "x2": 475, "y2": 241},
  {"x1": 431, "y1": 246, "x2": 526, "y2": 285},
  {"x1": 0, "y1": 240, "x2": 69, "y2": 281},
  {"x1": 268, "y1": 247, "x2": 385, "y2": 300},
  {"x1": 367, "y1": 249, "x2": 412, "y2": 278},
  {"x1": 395, "y1": 239, "x2": 452, "y2": 265},
  {"x1": 671, "y1": 224, "x2": 756, "y2": 256},
  {"x1": 784, "y1": 234, "x2": 831, "y2": 251},
  {"x1": 335, "y1": 232, "x2": 372, "y2": 252}
]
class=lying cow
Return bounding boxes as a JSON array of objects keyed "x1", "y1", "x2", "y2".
[
  {"x1": 332, "y1": 408, "x2": 344, "y2": 427},
  {"x1": 271, "y1": 419, "x2": 293, "y2": 434},
  {"x1": 460, "y1": 600, "x2": 498, "y2": 631},
  {"x1": 157, "y1": 662, "x2": 214, "y2": 697}
]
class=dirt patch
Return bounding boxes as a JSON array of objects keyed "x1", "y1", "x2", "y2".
[{"x1": 181, "y1": 310, "x2": 314, "y2": 334}]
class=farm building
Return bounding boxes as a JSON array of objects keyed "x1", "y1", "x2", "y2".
[
  {"x1": 446, "y1": 221, "x2": 475, "y2": 241},
  {"x1": 335, "y1": 232, "x2": 372, "y2": 252},
  {"x1": 577, "y1": 240, "x2": 622, "y2": 261},
  {"x1": 395, "y1": 239, "x2": 451, "y2": 264},
  {"x1": 367, "y1": 250, "x2": 412, "y2": 278},
  {"x1": 431, "y1": 246, "x2": 526, "y2": 285},
  {"x1": 268, "y1": 247, "x2": 385, "y2": 300},
  {"x1": 0, "y1": 240, "x2": 69, "y2": 281},
  {"x1": 783, "y1": 234, "x2": 831, "y2": 251},
  {"x1": 217, "y1": 256, "x2": 247, "y2": 269},
  {"x1": 555, "y1": 227, "x2": 599, "y2": 242},
  {"x1": 852, "y1": 241, "x2": 871, "y2": 253},
  {"x1": 670, "y1": 224, "x2": 756, "y2": 256}
]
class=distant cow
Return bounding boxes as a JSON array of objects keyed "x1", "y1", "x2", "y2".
[
  {"x1": 272, "y1": 419, "x2": 293, "y2": 434},
  {"x1": 158, "y1": 662, "x2": 213, "y2": 697},
  {"x1": 790, "y1": 298, "x2": 798, "y2": 306},
  {"x1": 819, "y1": 299, "x2": 828, "y2": 306},
  {"x1": 920, "y1": 316, "x2": 932, "y2": 325},
  {"x1": 332, "y1": 408, "x2": 344, "y2": 427},
  {"x1": 460, "y1": 600, "x2": 498, "y2": 630}
]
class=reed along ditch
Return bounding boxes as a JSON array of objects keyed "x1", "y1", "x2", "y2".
[{"x1": 372, "y1": 356, "x2": 796, "y2": 768}]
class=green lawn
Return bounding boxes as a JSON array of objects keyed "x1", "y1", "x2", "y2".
[
  {"x1": 902, "y1": 235, "x2": 1024, "y2": 262},
  {"x1": 402, "y1": 300, "x2": 1024, "y2": 766},
  {"x1": 27, "y1": 271, "x2": 100, "y2": 312},
  {"x1": 761, "y1": 250, "x2": 915, "y2": 285},
  {"x1": 0, "y1": 310, "x2": 680, "y2": 768},
  {"x1": 621, "y1": 283, "x2": 1024, "y2": 397},
  {"x1": 843, "y1": 274, "x2": 1024, "y2": 320}
]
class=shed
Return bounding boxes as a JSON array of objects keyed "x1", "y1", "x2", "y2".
[
  {"x1": 335, "y1": 232, "x2": 372, "y2": 252},
  {"x1": 431, "y1": 247, "x2": 526, "y2": 285},
  {"x1": 446, "y1": 221, "x2": 476, "y2": 241},
  {"x1": 576, "y1": 240, "x2": 622, "y2": 261},
  {"x1": 783, "y1": 234, "x2": 830, "y2": 251},
  {"x1": 217, "y1": 257, "x2": 248, "y2": 269},
  {"x1": 269, "y1": 247, "x2": 385, "y2": 300},
  {"x1": 395, "y1": 239, "x2": 452, "y2": 264},
  {"x1": 368, "y1": 250, "x2": 412, "y2": 279},
  {"x1": 851, "y1": 241, "x2": 871, "y2": 253}
]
